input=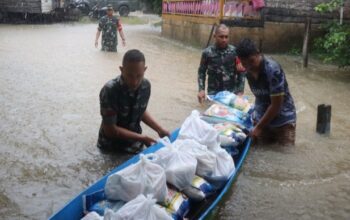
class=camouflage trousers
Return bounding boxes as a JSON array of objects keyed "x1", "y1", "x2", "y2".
[
  {"x1": 101, "y1": 45, "x2": 117, "y2": 52},
  {"x1": 101, "y1": 39, "x2": 117, "y2": 52}
]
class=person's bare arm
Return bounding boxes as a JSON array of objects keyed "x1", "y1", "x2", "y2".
[
  {"x1": 102, "y1": 123, "x2": 156, "y2": 146},
  {"x1": 119, "y1": 29, "x2": 126, "y2": 47},
  {"x1": 142, "y1": 111, "x2": 170, "y2": 138},
  {"x1": 250, "y1": 95, "x2": 283, "y2": 138},
  {"x1": 95, "y1": 30, "x2": 101, "y2": 48},
  {"x1": 117, "y1": 20, "x2": 126, "y2": 47},
  {"x1": 198, "y1": 51, "x2": 208, "y2": 103}
]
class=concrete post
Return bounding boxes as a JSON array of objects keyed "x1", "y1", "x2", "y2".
[{"x1": 316, "y1": 104, "x2": 331, "y2": 134}]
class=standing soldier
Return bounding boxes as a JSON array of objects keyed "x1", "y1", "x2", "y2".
[
  {"x1": 95, "y1": 4, "x2": 126, "y2": 52},
  {"x1": 197, "y1": 24, "x2": 245, "y2": 103}
]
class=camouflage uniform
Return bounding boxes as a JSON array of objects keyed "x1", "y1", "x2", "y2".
[
  {"x1": 198, "y1": 44, "x2": 245, "y2": 95},
  {"x1": 97, "y1": 75, "x2": 151, "y2": 152},
  {"x1": 98, "y1": 15, "x2": 122, "y2": 52}
]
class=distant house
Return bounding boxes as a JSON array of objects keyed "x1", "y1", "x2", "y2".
[{"x1": 161, "y1": 0, "x2": 350, "y2": 51}]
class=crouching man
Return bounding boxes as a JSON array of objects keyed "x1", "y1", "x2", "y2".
[{"x1": 97, "y1": 49, "x2": 170, "y2": 153}]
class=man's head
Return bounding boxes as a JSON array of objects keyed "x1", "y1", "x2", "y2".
[
  {"x1": 236, "y1": 38, "x2": 262, "y2": 74},
  {"x1": 214, "y1": 24, "x2": 229, "y2": 49},
  {"x1": 106, "y1": 4, "x2": 113, "y2": 16},
  {"x1": 120, "y1": 49, "x2": 147, "y2": 91}
]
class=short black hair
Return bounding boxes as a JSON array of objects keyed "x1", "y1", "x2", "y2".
[
  {"x1": 215, "y1": 24, "x2": 229, "y2": 34},
  {"x1": 236, "y1": 38, "x2": 259, "y2": 59},
  {"x1": 122, "y1": 49, "x2": 145, "y2": 66}
]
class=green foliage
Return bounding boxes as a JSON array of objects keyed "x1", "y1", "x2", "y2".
[
  {"x1": 152, "y1": 0, "x2": 163, "y2": 15},
  {"x1": 288, "y1": 44, "x2": 302, "y2": 56},
  {"x1": 314, "y1": 0, "x2": 343, "y2": 13},
  {"x1": 141, "y1": 0, "x2": 162, "y2": 15},
  {"x1": 313, "y1": 0, "x2": 349, "y2": 67}
]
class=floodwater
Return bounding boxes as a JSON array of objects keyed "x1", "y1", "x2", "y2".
[{"x1": 0, "y1": 17, "x2": 350, "y2": 220}]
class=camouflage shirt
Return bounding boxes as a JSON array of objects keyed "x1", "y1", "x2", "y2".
[
  {"x1": 97, "y1": 75, "x2": 151, "y2": 150},
  {"x1": 198, "y1": 44, "x2": 245, "y2": 95},
  {"x1": 98, "y1": 15, "x2": 122, "y2": 52}
]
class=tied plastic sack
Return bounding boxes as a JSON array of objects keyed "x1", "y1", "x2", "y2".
[
  {"x1": 105, "y1": 194, "x2": 172, "y2": 220},
  {"x1": 207, "y1": 91, "x2": 252, "y2": 113},
  {"x1": 212, "y1": 147, "x2": 235, "y2": 178},
  {"x1": 171, "y1": 139, "x2": 216, "y2": 177},
  {"x1": 154, "y1": 137, "x2": 197, "y2": 190},
  {"x1": 178, "y1": 110, "x2": 221, "y2": 150},
  {"x1": 104, "y1": 154, "x2": 167, "y2": 203},
  {"x1": 81, "y1": 212, "x2": 103, "y2": 220}
]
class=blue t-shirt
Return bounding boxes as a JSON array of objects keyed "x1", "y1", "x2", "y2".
[{"x1": 246, "y1": 56, "x2": 296, "y2": 127}]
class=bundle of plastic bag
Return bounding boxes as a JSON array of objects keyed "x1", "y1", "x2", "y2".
[
  {"x1": 81, "y1": 212, "x2": 103, "y2": 220},
  {"x1": 203, "y1": 103, "x2": 252, "y2": 128},
  {"x1": 154, "y1": 137, "x2": 197, "y2": 190},
  {"x1": 171, "y1": 139, "x2": 216, "y2": 177},
  {"x1": 162, "y1": 187, "x2": 190, "y2": 220},
  {"x1": 207, "y1": 91, "x2": 252, "y2": 113},
  {"x1": 104, "y1": 154, "x2": 167, "y2": 203},
  {"x1": 178, "y1": 110, "x2": 221, "y2": 150},
  {"x1": 213, "y1": 122, "x2": 247, "y2": 147},
  {"x1": 104, "y1": 194, "x2": 172, "y2": 220}
]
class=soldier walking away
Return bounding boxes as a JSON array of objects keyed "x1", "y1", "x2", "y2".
[{"x1": 95, "y1": 4, "x2": 126, "y2": 52}]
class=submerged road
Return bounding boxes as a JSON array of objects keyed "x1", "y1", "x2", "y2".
[{"x1": 0, "y1": 18, "x2": 350, "y2": 219}]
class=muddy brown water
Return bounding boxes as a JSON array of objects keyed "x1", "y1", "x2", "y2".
[{"x1": 0, "y1": 21, "x2": 349, "y2": 220}]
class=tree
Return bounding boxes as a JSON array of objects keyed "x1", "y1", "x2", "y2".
[
  {"x1": 141, "y1": 0, "x2": 162, "y2": 15},
  {"x1": 314, "y1": 0, "x2": 350, "y2": 67}
]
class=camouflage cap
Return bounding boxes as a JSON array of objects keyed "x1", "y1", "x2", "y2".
[{"x1": 107, "y1": 4, "x2": 113, "y2": 10}]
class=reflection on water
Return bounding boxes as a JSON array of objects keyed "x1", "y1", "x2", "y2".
[{"x1": 0, "y1": 21, "x2": 349, "y2": 220}]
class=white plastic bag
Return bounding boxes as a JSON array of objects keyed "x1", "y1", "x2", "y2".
[
  {"x1": 105, "y1": 194, "x2": 172, "y2": 220},
  {"x1": 81, "y1": 212, "x2": 103, "y2": 220},
  {"x1": 154, "y1": 137, "x2": 197, "y2": 190},
  {"x1": 178, "y1": 110, "x2": 221, "y2": 150},
  {"x1": 104, "y1": 154, "x2": 167, "y2": 203},
  {"x1": 171, "y1": 139, "x2": 216, "y2": 177},
  {"x1": 211, "y1": 147, "x2": 235, "y2": 178}
]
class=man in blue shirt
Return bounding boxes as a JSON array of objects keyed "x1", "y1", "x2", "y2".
[{"x1": 236, "y1": 38, "x2": 296, "y2": 145}]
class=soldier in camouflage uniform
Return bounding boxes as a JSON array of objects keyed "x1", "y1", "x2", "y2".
[
  {"x1": 97, "y1": 49, "x2": 170, "y2": 153},
  {"x1": 197, "y1": 24, "x2": 246, "y2": 103},
  {"x1": 95, "y1": 4, "x2": 126, "y2": 52}
]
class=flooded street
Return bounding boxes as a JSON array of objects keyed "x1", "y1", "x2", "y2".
[{"x1": 1, "y1": 18, "x2": 350, "y2": 220}]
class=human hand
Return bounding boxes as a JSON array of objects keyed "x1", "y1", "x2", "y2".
[
  {"x1": 95, "y1": 41, "x2": 98, "y2": 48},
  {"x1": 236, "y1": 62, "x2": 246, "y2": 72},
  {"x1": 197, "y1": 90, "x2": 206, "y2": 104},
  {"x1": 157, "y1": 128, "x2": 170, "y2": 138},
  {"x1": 249, "y1": 125, "x2": 262, "y2": 139},
  {"x1": 142, "y1": 135, "x2": 156, "y2": 146}
]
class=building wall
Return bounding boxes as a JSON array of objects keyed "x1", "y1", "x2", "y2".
[
  {"x1": 162, "y1": 0, "x2": 350, "y2": 52},
  {"x1": 162, "y1": 18, "x2": 314, "y2": 52}
]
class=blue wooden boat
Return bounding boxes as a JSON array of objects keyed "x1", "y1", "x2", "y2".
[{"x1": 49, "y1": 129, "x2": 251, "y2": 220}]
